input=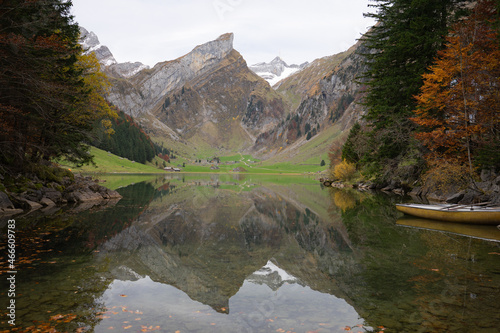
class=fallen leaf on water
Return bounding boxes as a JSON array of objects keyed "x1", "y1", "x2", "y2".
[
  {"x1": 431, "y1": 269, "x2": 439, "y2": 272},
  {"x1": 123, "y1": 325, "x2": 132, "y2": 329},
  {"x1": 97, "y1": 315, "x2": 111, "y2": 319},
  {"x1": 120, "y1": 294, "x2": 128, "y2": 297},
  {"x1": 135, "y1": 318, "x2": 142, "y2": 321},
  {"x1": 344, "y1": 327, "x2": 351, "y2": 331},
  {"x1": 63, "y1": 314, "x2": 77, "y2": 322},
  {"x1": 276, "y1": 329, "x2": 285, "y2": 333},
  {"x1": 50, "y1": 314, "x2": 65, "y2": 321}
]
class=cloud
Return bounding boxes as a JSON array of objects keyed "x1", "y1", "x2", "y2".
[{"x1": 71, "y1": 0, "x2": 375, "y2": 66}]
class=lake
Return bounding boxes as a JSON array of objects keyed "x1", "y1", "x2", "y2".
[{"x1": 1, "y1": 174, "x2": 499, "y2": 332}]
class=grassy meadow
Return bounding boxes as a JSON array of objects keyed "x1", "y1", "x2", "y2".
[{"x1": 62, "y1": 146, "x2": 329, "y2": 177}]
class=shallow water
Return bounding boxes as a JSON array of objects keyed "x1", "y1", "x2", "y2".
[{"x1": 1, "y1": 174, "x2": 499, "y2": 332}]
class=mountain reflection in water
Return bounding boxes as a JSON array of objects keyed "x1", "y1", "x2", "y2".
[{"x1": 0, "y1": 174, "x2": 498, "y2": 333}]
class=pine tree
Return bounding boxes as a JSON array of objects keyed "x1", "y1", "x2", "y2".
[
  {"x1": 346, "y1": 0, "x2": 466, "y2": 179},
  {"x1": 0, "y1": 0, "x2": 115, "y2": 169}
]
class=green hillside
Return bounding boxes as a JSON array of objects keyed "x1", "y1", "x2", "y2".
[
  {"x1": 61, "y1": 147, "x2": 165, "y2": 174},
  {"x1": 60, "y1": 146, "x2": 328, "y2": 175},
  {"x1": 260, "y1": 123, "x2": 345, "y2": 167}
]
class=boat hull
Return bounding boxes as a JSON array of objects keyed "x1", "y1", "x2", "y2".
[{"x1": 396, "y1": 204, "x2": 500, "y2": 224}]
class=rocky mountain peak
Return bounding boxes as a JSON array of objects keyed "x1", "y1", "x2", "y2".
[
  {"x1": 79, "y1": 27, "x2": 150, "y2": 78},
  {"x1": 79, "y1": 27, "x2": 117, "y2": 67},
  {"x1": 270, "y1": 56, "x2": 287, "y2": 66},
  {"x1": 180, "y1": 33, "x2": 234, "y2": 71},
  {"x1": 103, "y1": 31, "x2": 269, "y2": 126},
  {"x1": 190, "y1": 32, "x2": 234, "y2": 58}
]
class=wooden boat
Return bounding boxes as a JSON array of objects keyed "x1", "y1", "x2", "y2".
[
  {"x1": 395, "y1": 203, "x2": 500, "y2": 224},
  {"x1": 397, "y1": 217, "x2": 500, "y2": 242}
]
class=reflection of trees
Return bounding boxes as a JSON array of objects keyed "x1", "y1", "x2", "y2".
[
  {"x1": 0, "y1": 217, "x2": 115, "y2": 331},
  {"x1": 15, "y1": 180, "x2": 500, "y2": 332},
  {"x1": 329, "y1": 192, "x2": 427, "y2": 330},
  {"x1": 0, "y1": 182, "x2": 158, "y2": 331},
  {"x1": 333, "y1": 190, "x2": 357, "y2": 212},
  {"x1": 409, "y1": 234, "x2": 500, "y2": 332},
  {"x1": 329, "y1": 190, "x2": 500, "y2": 332}
]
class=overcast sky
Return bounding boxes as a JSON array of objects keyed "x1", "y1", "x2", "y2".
[{"x1": 71, "y1": 0, "x2": 376, "y2": 67}]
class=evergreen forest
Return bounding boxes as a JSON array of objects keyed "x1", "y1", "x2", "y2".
[
  {"x1": 339, "y1": 0, "x2": 500, "y2": 185},
  {"x1": 92, "y1": 111, "x2": 157, "y2": 164},
  {"x1": 0, "y1": 0, "x2": 116, "y2": 171}
]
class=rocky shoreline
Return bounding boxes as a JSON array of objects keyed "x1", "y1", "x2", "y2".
[
  {"x1": 0, "y1": 175, "x2": 122, "y2": 216},
  {"x1": 320, "y1": 170, "x2": 500, "y2": 206}
]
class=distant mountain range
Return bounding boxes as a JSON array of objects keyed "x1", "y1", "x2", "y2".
[
  {"x1": 249, "y1": 57, "x2": 308, "y2": 86},
  {"x1": 79, "y1": 28, "x2": 369, "y2": 161}
]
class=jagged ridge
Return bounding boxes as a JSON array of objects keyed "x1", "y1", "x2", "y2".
[
  {"x1": 79, "y1": 28, "x2": 369, "y2": 160},
  {"x1": 80, "y1": 29, "x2": 285, "y2": 156}
]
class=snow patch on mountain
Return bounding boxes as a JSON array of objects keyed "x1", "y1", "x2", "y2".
[
  {"x1": 249, "y1": 56, "x2": 308, "y2": 86},
  {"x1": 79, "y1": 27, "x2": 117, "y2": 66}
]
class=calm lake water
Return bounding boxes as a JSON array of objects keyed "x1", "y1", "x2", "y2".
[{"x1": 1, "y1": 174, "x2": 499, "y2": 333}]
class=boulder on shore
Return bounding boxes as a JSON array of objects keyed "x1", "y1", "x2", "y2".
[
  {"x1": 1, "y1": 175, "x2": 122, "y2": 216},
  {"x1": 0, "y1": 191, "x2": 14, "y2": 209}
]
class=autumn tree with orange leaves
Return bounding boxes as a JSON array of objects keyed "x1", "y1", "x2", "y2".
[{"x1": 412, "y1": 0, "x2": 500, "y2": 173}]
